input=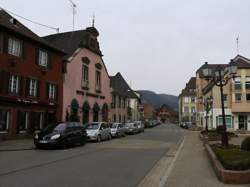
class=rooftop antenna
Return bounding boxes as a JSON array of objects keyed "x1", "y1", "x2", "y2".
[
  {"x1": 236, "y1": 35, "x2": 239, "y2": 54},
  {"x1": 68, "y1": 0, "x2": 77, "y2": 31}
]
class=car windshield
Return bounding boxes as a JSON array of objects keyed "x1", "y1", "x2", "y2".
[
  {"x1": 42, "y1": 123, "x2": 66, "y2": 133},
  {"x1": 53, "y1": 123, "x2": 67, "y2": 131},
  {"x1": 111, "y1": 124, "x2": 118, "y2": 128},
  {"x1": 126, "y1": 123, "x2": 134, "y2": 128},
  {"x1": 87, "y1": 123, "x2": 99, "y2": 130}
]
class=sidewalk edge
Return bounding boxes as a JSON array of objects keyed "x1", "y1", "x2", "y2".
[{"x1": 159, "y1": 136, "x2": 186, "y2": 187}]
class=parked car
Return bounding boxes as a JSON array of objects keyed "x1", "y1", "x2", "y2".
[
  {"x1": 110, "y1": 123, "x2": 126, "y2": 137},
  {"x1": 135, "y1": 121, "x2": 145, "y2": 132},
  {"x1": 180, "y1": 122, "x2": 192, "y2": 129},
  {"x1": 125, "y1": 123, "x2": 139, "y2": 135},
  {"x1": 86, "y1": 122, "x2": 112, "y2": 142},
  {"x1": 153, "y1": 120, "x2": 161, "y2": 126},
  {"x1": 145, "y1": 121, "x2": 153, "y2": 128},
  {"x1": 34, "y1": 122, "x2": 87, "y2": 149}
]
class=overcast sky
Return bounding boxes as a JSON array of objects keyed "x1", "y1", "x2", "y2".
[{"x1": 1, "y1": 0, "x2": 250, "y2": 95}]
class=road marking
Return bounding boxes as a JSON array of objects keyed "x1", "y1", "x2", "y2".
[
  {"x1": 159, "y1": 136, "x2": 185, "y2": 187},
  {"x1": 137, "y1": 136, "x2": 186, "y2": 187}
]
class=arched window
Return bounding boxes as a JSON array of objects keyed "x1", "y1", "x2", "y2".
[
  {"x1": 70, "y1": 98, "x2": 79, "y2": 122},
  {"x1": 93, "y1": 103, "x2": 100, "y2": 122},
  {"x1": 82, "y1": 101, "x2": 90, "y2": 124},
  {"x1": 102, "y1": 103, "x2": 108, "y2": 122}
]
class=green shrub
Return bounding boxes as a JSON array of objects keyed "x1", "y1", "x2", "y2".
[
  {"x1": 241, "y1": 136, "x2": 250, "y2": 151},
  {"x1": 212, "y1": 144, "x2": 250, "y2": 170}
]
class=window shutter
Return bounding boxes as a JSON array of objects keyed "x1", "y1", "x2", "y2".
[
  {"x1": 47, "y1": 53, "x2": 52, "y2": 69},
  {"x1": 55, "y1": 84, "x2": 59, "y2": 101},
  {"x1": 25, "y1": 78, "x2": 30, "y2": 96},
  {"x1": 35, "y1": 49, "x2": 39, "y2": 65},
  {"x1": 22, "y1": 42, "x2": 26, "y2": 59},
  {"x1": 46, "y1": 83, "x2": 49, "y2": 99},
  {"x1": 3, "y1": 34, "x2": 8, "y2": 54},
  {"x1": 0, "y1": 32, "x2": 3, "y2": 53},
  {"x1": 0, "y1": 70, "x2": 3, "y2": 93},
  {"x1": 3, "y1": 72, "x2": 10, "y2": 94},
  {"x1": 18, "y1": 76, "x2": 23, "y2": 96},
  {"x1": 36, "y1": 80, "x2": 40, "y2": 98}
]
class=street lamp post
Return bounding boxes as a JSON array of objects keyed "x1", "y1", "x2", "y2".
[
  {"x1": 202, "y1": 60, "x2": 237, "y2": 147},
  {"x1": 199, "y1": 96, "x2": 213, "y2": 132}
]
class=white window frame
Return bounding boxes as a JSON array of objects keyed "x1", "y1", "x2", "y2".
[
  {"x1": 235, "y1": 93, "x2": 242, "y2": 102},
  {"x1": 184, "y1": 97, "x2": 189, "y2": 103},
  {"x1": 38, "y1": 50, "x2": 48, "y2": 67},
  {"x1": 183, "y1": 106, "x2": 189, "y2": 113},
  {"x1": 29, "y1": 79, "x2": 37, "y2": 97},
  {"x1": 246, "y1": 77, "x2": 250, "y2": 90},
  {"x1": 18, "y1": 111, "x2": 29, "y2": 133},
  {"x1": 48, "y1": 83, "x2": 56, "y2": 99},
  {"x1": 82, "y1": 65, "x2": 89, "y2": 87},
  {"x1": 8, "y1": 37, "x2": 22, "y2": 57},
  {"x1": 9, "y1": 75, "x2": 19, "y2": 94},
  {"x1": 0, "y1": 110, "x2": 9, "y2": 133},
  {"x1": 95, "y1": 71, "x2": 101, "y2": 91}
]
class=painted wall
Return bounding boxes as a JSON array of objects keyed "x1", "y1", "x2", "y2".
[
  {"x1": 62, "y1": 48, "x2": 111, "y2": 122},
  {"x1": 129, "y1": 98, "x2": 140, "y2": 121}
]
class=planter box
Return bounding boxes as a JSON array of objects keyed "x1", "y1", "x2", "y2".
[
  {"x1": 205, "y1": 143, "x2": 250, "y2": 184},
  {"x1": 199, "y1": 133, "x2": 220, "y2": 143}
]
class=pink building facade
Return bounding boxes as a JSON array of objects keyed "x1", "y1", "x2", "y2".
[{"x1": 44, "y1": 27, "x2": 111, "y2": 123}]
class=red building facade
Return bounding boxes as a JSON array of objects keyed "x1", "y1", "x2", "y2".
[
  {"x1": 0, "y1": 10, "x2": 65, "y2": 139},
  {"x1": 157, "y1": 104, "x2": 178, "y2": 123}
]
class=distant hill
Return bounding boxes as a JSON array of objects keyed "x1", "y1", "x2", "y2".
[{"x1": 137, "y1": 90, "x2": 179, "y2": 111}]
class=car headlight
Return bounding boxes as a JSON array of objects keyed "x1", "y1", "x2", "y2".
[
  {"x1": 34, "y1": 134, "x2": 39, "y2": 139},
  {"x1": 50, "y1": 134, "x2": 61, "y2": 140}
]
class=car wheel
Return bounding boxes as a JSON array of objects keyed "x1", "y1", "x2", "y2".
[
  {"x1": 61, "y1": 139, "x2": 68, "y2": 149},
  {"x1": 97, "y1": 135, "x2": 101, "y2": 142},
  {"x1": 80, "y1": 137, "x2": 86, "y2": 146},
  {"x1": 108, "y1": 134, "x2": 112, "y2": 140}
]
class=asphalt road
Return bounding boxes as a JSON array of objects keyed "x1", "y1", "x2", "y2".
[{"x1": 0, "y1": 124, "x2": 186, "y2": 187}]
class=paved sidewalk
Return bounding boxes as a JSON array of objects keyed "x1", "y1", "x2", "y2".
[
  {"x1": 165, "y1": 131, "x2": 249, "y2": 187},
  {"x1": 0, "y1": 139, "x2": 34, "y2": 151}
]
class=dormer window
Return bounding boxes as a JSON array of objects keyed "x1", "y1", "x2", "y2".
[
  {"x1": 8, "y1": 37, "x2": 22, "y2": 57},
  {"x1": 10, "y1": 18, "x2": 18, "y2": 25},
  {"x1": 38, "y1": 50, "x2": 48, "y2": 67}
]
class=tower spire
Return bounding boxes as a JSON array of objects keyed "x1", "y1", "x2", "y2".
[
  {"x1": 92, "y1": 13, "x2": 95, "y2": 27},
  {"x1": 236, "y1": 35, "x2": 239, "y2": 55}
]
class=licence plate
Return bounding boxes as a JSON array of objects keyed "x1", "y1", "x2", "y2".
[{"x1": 39, "y1": 140, "x2": 48, "y2": 143}]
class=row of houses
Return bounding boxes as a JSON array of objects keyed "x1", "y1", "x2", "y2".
[
  {"x1": 143, "y1": 103, "x2": 178, "y2": 123},
  {"x1": 0, "y1": 9, "x2": 142, "y2": 139},
  {"x1": 179, "y1": 54, "x2": 250, "y2": 131}
]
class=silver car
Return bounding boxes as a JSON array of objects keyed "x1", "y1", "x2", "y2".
[
  {"x1": 134, "y1": 121, "x2": 144, "y2": 132},
  {"x1": 86, "y1": 122, "x2": 112, "y2": 142},
  {"x1": 110, "y1": 123, "x2": 126, "y2": 137},
  {"x1": 125, "y1": 123, "x2": 139, "y2": 135}
]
